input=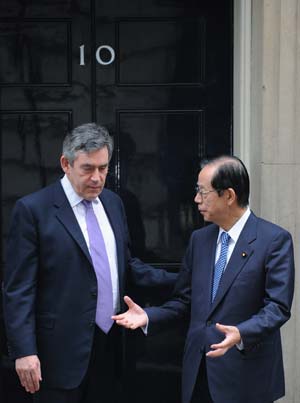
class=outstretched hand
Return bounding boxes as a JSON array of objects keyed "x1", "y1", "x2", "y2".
[
  {"x1": 206, "y1": 323, "x2": 241, "y2": 358},
  {"x1": 112, "y1": 296, "x2": 148, "y2": 330}
]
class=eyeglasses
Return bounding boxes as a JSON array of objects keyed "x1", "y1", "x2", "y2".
[{"x1": 195, "y1": 185, "x2": 218, "y2": 198}]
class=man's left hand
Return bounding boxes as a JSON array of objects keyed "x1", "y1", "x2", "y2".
[{"x1": 206, "y1": 323, "x2": 241, "y2": 358}]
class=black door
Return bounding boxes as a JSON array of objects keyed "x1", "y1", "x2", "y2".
[{"x1": 0, "y1": 1, "x2": 232, "y2": 402}]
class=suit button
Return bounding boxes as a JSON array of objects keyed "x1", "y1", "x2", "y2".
[
  {"x1": 206, "y1": 320, "x2": 212, "y2": 327},
  {"x1": 91, "y1": 290, "x2": 97, "y2": 297},
  {"x1": 89, "y1": 321, "x2": 95, "y2": 327}
]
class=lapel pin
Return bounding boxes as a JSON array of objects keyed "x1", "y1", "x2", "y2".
[{"x1": 242, "y1": 252, "x2": 247, "y2": 258}]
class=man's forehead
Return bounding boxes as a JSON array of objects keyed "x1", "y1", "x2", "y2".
[
  {"x1": 75, "y1": 148, "x2": 108, "y2": 161},
  {"x1": 198, "y1": 164, "x2": 216, "y2": 182}
]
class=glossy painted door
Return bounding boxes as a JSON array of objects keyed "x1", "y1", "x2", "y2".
[{"x1": 0, "y1": 1, "x2": 232, "y2": 402}]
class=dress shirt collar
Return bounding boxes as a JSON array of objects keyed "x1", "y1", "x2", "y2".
[
  {"x1": 60, "y1": 175, "x2": 100, "y2": 207},
  {"x1": 217, "y1": 207, "x2": 251, "y2": 243}
]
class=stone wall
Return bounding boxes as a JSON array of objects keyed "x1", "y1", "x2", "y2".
[{"x1": 250, "y1": 1, "x2": 300, "y2": 401}]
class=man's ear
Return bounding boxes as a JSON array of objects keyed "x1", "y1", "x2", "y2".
[
  {"x1": 60, "y1": 155, "x2": 70, "y2": 174},
  {"x1": 226, "y1": 188, "x2": 237, "y2": 205}
]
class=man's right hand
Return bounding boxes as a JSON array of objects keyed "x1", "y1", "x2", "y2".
[
  {"x1": 112, "y1": 296, "x2": 148, "y2": 329},
  {"x1": 15, "y1": 355, "x2": 42, "y2": 393}
]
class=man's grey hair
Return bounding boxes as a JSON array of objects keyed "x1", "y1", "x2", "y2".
[{"x1": 62, "y1": 123, "x2": 114, "y2": 164}]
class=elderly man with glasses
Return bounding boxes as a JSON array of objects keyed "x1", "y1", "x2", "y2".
[{"x1": 113, "y1": 155, "x2": 295, "y2": 403}]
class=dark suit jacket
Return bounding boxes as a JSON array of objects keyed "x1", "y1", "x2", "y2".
[
  {"x1": 3, "y1": 180, "x2": 175, "y2": 389},
  {"x1": 146, "y1": 213, "x2": 294, "y2": 403}
]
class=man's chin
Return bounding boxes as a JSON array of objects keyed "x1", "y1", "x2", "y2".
[
  {"x1": 200, "y1": 212, "x2": 210, "y2": 222},
  {"x1": 85, "y1": 189, "x2": 102, "y2": 200}
]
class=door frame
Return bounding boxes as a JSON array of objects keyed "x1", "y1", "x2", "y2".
[
  {"x1": 234, "y1": 0, "x2": 261, "y2": 211},
  {"x1": 233, "y1": 0, "x2": 251, "y2": 167}
]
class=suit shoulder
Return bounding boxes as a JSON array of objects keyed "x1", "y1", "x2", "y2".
[
  {"x1": 16, "y1": 181, "x2": 59, "y2": 208},
  {"x1": 256, "y1": 216, "x2": 291, "y2": 238},
  {"x1": 101, "y1": 188, "x2": 124, "y2": 205},
  {"x1": 190, "y1": 223, "x2": 218, "y2": 240}
]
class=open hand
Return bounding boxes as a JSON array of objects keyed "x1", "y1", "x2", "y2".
[
  {"x1": 206, "y1": 323, "x2": 241, "y2": 358},
  {"x1": 112, "y1": 296, "x2": 148, "y2": 329}
]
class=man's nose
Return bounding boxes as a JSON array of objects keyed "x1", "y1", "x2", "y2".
[
  {"x1": 91, "y1": 169, "x2": 103, "y2": 182},
  {"x1": 194, "y1": 193, "x2": 202, "y2": 204}
]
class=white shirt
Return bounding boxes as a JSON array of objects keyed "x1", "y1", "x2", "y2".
[
  {"x1": 215, "y1": 207, "x2": 251, "y2": 349},
  {"x1": 61, "y1": 175, "x2": 120, "y2": 314},
  {"x1": 215, "y1": 207, "x2": 251, "y2": 268}
]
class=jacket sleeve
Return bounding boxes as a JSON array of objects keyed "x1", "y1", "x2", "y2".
[
  {"x1": 3, "y1": 199, "x2": 39, "y2": 359},
  {"x1": 237, "y1": 229, "x2": 295, "y2": 348},
  {"x1": 144, "y1": 233, "x2": 194, "y2": 334}
]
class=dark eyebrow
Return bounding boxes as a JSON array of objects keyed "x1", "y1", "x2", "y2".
[
  {"x1": 81, "y1": 163, "x2": 94, "y2": 168},
  {"x1": 98, "y1": 163, "x2": 109, "y2": 169},
  {"x1": 81, "y1": 163, "x2": 108, "y2": 169}
]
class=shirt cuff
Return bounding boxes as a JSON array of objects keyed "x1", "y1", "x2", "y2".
[
  {"x1": 236, "y1": 339, "x2": 244, "y2": 350},
  {"x1": 141, "y1": 314, "x2": 149, "y2": 335}
]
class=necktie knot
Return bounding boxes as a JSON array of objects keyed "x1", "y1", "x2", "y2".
[
  {"x1": 82, "y1": 199, "x2": 93, "y2": 210},
  {"x1": 221, "y1": 231, "x2": 230, "y2": 246}
]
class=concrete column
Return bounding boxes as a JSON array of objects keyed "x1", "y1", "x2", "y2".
[{"x1": 250, "y1": 0, "x2": 300, "y2": 401}]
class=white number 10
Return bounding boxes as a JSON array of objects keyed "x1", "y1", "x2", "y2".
[{"x1": 79, "y1": 44, "x2": 115, "y2": 66}]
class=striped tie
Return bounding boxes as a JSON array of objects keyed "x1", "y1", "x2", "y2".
[
  {"x1": 212, "y1": 232, "x2": 230, "y2": 301},
  {"x1": 82, "y1": 200, "x2": 114, "y2": 333}
]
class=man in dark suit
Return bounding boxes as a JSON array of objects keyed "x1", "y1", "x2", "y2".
[
  {"x1": 3, "y1": 123, "x2": 175, "y2": 403},
  {"x1": 113, "y1": 156, "x2": 295, "y2": 403}
]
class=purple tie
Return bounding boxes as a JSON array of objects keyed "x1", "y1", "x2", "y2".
[{"x1": 82, "y1": 200, "x2": 114, "y2": 334}]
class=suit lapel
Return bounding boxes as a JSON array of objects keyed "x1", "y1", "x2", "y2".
[
  {"x1": 53, "y1": 181, "x2": 92, "y2": 265},
  {"x1": 208, "y1": 213, "x2": 257, "y2": 317},
  {"x1": 198, "y1": 226, "x2": 219, "y2": 311}
]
